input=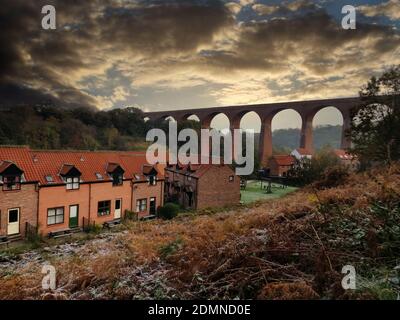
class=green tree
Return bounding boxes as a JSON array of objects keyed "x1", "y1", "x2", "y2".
[
  {"x1": 350, "y1": 65, "x2": 400, "y2": 165},
  {"x1": 287, "y1": 147, "x2": 341, "y2": 186}
]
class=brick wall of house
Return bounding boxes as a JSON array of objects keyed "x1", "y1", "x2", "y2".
[
  {"x1": 164, "y1": 169, "x2": 197, "y2": 209},
  {"x1": 268, "y1": 159, "x2": 291, "y2": 177},
  {"x1": 132, "y1": 180, "x2": 164, "y2": 217},
  {"x1": 197, "y1": 166, "x2": 240, "y2": 209},
  {"x1": 89, "y1": 180, "x2": 132, "y2": 225},
  {"x1": 279, "y1": 165, "x2": 291, "y2": 176},
  {"x1": 38, "y1": 184, "x2": 90, "y2": 235},
  {"x1": 0, "y1": 183, "x2": 38, "y2": 237}
]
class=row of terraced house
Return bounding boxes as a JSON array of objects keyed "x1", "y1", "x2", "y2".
[{"x1": 0, "y1": 146, "x2": 165, "y2": 240}]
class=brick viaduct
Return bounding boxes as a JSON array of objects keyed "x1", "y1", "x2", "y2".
[{"x1": 144, "y1": 97, "x2": 361, "y2": 167}]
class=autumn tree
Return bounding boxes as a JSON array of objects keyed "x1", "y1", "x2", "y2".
[{"x1": 350, "y1": 65, "x2": 400, "y2": 165}]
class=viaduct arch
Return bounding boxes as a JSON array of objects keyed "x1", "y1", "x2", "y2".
[{"x1": 144, "y1": 97, "x2": 360, "y2": 167}]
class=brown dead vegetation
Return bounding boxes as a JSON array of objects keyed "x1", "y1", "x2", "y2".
[{"x1": 0, "y1": 164, "x2": 399, "y2": 300}]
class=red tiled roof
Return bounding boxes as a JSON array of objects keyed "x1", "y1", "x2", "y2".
[
  {"x1": 142, "y1": 164, "x2": 156, "y2": 175},
  {"x1": 272, "y1": 155, "x2": 295, "y2": 166},
  {"x1": 166, "y1": 162, "x2": 232, "y2": 178},
  {"x1": 0, "y1": 146, "x2": 163, "y2": 185},
  {"x1": 0, "y1": 161, "x2": 14, "y2": 173},
  {"x1": 0, "y1": 146, "x2": 39, "y2": 182},
  {"x1": 106, "y1": 162, "x2": 124, "y2": 173},
  {"x1": 334, "y1": 149, "x2": 354, "y2": 160},
  {"x1": 59, "y1": 164, "x2": 81, "y2": 176}
]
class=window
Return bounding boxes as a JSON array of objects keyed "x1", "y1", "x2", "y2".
[
  {"x1": 2, "y1": 175, "x2": 21, "y2": 191},
  {"x1": 115, "y1": 199, "x2": 121, "y2": 210},
  {"x1": 47, "y1": 207, "x2": 64, "y2": 225},
  {"x1": 66, "y1": 176, "x2": 79, "y2": 190},
  {"x1": 98, "y1": 200, "x2": 111, "y2": 216},
  {"x1": 8, "y1": 209, "x2": 19, "y2": 223},
  {"x1": 136, "y1": 199, "x2": 147, "y2": 212},
  {"x1": 112, "y1": 173, "x2": 123, "y2": 186},
  {"x1": 148, "y1": 175, "x2": 156, "y2": 186},
  {"x1": 229, "y1": 175, "x2": 234, "y2": 182}
]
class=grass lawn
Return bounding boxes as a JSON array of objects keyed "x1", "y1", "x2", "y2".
[{"x1": 240, "y1": 180, "x2": 298, "y2": 204}]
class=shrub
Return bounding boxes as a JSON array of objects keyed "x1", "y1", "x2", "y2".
[
  {"x1": 158, "y1": 203, "x2": 180, "y2": 220},
  {"x1": 312, "y1": 165, "x2": 349, "y2": 189},
  {"x1": 124, "y1": 209, "x2": 138, "y2": 221},
  {"x1": 84, "y1": 223, "x2": 102, "y2": 234},
  {"x1": 287, "y1": 148, "x2": 342, "y2": 186}
]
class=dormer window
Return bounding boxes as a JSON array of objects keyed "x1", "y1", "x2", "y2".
[
  {"x1": 0, "y1": 161, "x2": 23, "y2": 191},
  {"x1": 106, "y1": 163, "x2": 125, "y2": 187},
  {"x1": 112, "y1": 173, "x2": 123, "y2": 186},
  {"x1": 148, "y1": 175, "x2": 156, "y2": 186},
  {"x1": 3, "y1": 175, "x2": 21, "y2": 191},
  {"x1": 66, "y1": 176, "x2": 80, "y2": 190},
  {"x1": 59, "y1": 164, "x2": 81, "y2": 190},
  {"x1": 143, "y1": 165, "x2": 158, "y2": 186}
]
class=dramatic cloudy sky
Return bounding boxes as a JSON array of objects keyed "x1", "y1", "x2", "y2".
[{"x1": 0, "y1": 0, "x2": 399, "y2": 130}]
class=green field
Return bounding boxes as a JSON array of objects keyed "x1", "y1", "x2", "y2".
[{"x1": 240, "y1": 180, "x2": 298, "y2": 204}]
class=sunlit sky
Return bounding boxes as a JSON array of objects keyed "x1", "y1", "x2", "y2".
[{"x1": 1, "y1": 0, "x2": 399, "y2": 131}]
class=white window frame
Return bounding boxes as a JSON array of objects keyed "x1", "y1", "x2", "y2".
[
  {"x1": 136, "y1": 199, "x2": 147, "y2": 212},
  {"x1": 47, "y1": 207, "x2": 64, "y2": 225},
  {"x1": 148, "y1": 175, "x2": 156, "y2": 186},
  {"x1": 66, "y1": 176, "x2": 80, "y2": 190}
]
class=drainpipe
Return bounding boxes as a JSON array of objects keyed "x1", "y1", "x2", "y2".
[
  {"x1": 131, "y1": 180, "x2": 134, "y2": 212},
  {"x1": 195, "y1": 178, "x2": 199, "y2": 209},
  {"x1": 88, "y1": 183, "x2": 91, "y2": 223},
  {"x1": 160, "y1": 180, "x2": 163, "y2": 209},
  {"x1": 35, "y1": 183, "x2": 40, "y2": 236}
]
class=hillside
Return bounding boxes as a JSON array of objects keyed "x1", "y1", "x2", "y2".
[
  {"x1": 0, "y1": 104, "x2": 343, "y2": 153},
  {"x1": 272, "y1": 125, "x2": 342, "y2": 150},
  {"x1": 253, "y1": 125, "x2": 342, "y2": 152},
  {"x1": 1, "y1": 164, "x2": 399, "y2": 300}
]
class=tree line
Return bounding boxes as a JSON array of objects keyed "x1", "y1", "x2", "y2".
[{"x1": 0, "y1": 105, "x2": 151, "y2": 150}]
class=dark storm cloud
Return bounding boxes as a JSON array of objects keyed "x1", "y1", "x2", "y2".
[
  {"x1": 199, "y1": 10, "x2": 400, "y2": 76},
  {"x1": 0, "y1": 0, "x2": 399, "y2": 110},
  {"x1": 252, "y1": 0, "x2": 320, "y2": 17},
  {"x1": 0, "y1": 0, "x2": 233, "y2": 109},
  {"x1": 100, "y1": 1, "x2": 233, "y2": 56},
  {"x1": 0, "y1": 0, "x2": 103, "y2": 108}
]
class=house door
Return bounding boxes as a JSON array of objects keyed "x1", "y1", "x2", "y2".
[
  {"x1": 187, "y1": 192, "x2": 193, "y2": 208},
  {"x1": 7, "y1": 208, "x2": 20, "y2": 235},
  {"x1": 149, "y1": 197, "x2": 156, "y2": 215},
  {"x1": 114, "y1": 199, "x2": 122, "y2": 219},
  {"x1": 69, "y1": 205, "x2": 79, "y2": 228}
]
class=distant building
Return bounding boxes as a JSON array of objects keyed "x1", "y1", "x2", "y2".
[
  {"x1": 164, "y1": 163, "x2": 240, "y2": 210},
  {"x1": 291, "y1": 148, "x2": 312, "y2": 161},
  {"x1": 267, "y1": 155, "x2": 296, "y2": 177},
  {"x1": 333, "y1": 149, "x2": 359, "y2": 170}
]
